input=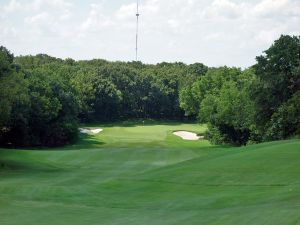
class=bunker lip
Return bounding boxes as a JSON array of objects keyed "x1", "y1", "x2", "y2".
[
  {"x1": 173, "y1": 131, "x2": 204, "y2": 141},
  {"x1": 79, "y1": 128, "x2": 103, "y2": 134}
]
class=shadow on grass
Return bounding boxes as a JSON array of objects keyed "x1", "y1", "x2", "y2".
[
  {"x1": 1, "y1": 120, "x2": 204, "y2": 151},
  {"x1": 81, "y1": 119, "x2": 196, "y2": 128},
  {"x1": 0, "y1": 158, "x2": 64, "y2": 173},
  {"x1": 59, "y1": 133, "x2": 105, "y2": 151},
  {"x1": 0, "y1": 133, "x2": 106, "y2": 152}
]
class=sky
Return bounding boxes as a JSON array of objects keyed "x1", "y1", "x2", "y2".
[{"x1": 0, "y1": 0, "x2": 299, "y2": 67}]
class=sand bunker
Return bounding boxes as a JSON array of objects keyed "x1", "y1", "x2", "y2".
[
  {"x1": 173, "y1": 131, "x2": 204, "y2": 141},
  {"x1": 79, "y1": 128, "x2": 103, "y2": 135}
]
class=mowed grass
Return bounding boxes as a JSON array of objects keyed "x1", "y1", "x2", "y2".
[{"x1": 0, "y1": 121, "x2": 300, "y2": 225}]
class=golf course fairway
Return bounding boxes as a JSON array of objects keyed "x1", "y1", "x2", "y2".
[{"x1": 0, "y1": 122, "x2": 300, "y2": 225}]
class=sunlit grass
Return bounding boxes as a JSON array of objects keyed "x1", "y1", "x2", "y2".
[{"x1": 0, "y1": 121, "x2": 299, "y2": 225}]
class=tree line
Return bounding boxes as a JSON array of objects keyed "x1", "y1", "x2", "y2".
[
  {"x1": 0, "y1": 35, "x2": 299, "y2": 147},
  {"x1": 0, "y1": 48, "x2": 206, "y2": 147},
  {"x1": 180, "y1": 35, "x2": 300, "y2": 145}
]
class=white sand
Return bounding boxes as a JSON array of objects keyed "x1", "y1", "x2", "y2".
[
  {"x1": 79, "y1": 128, "x2": 103, "y2": 134},
  {"x1": 173, "y1": 131, "x2": 203, "y2": 140}
]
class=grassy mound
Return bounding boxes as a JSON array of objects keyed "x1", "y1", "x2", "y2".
[{"x1": 0, "y1": 122, "x2": 299, "y2": 225}]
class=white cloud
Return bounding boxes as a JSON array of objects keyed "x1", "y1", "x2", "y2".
[
  {"x1": 25, "y1": 12, "x2": 50, "y2": 26},
  {"x1": 2, "y1": 0, "x2": 73, "y2": 14},
  {"x1": 203, "y1": 0, "x2": 245, "y2": 19},
  {"x1": 254, "y1": 0, "x2": 287, "y2": 14},
  {"x1": 3, "y1": 0, "x2": 22, "y2": 13},
  {"x1": 254, "y1": 29, "x2": 283, "y2": 45},
  {"x1": 80, "y1": 3, "x2": 123, "y2": 34},
  {"x1": 115, "y1": 3, "x2": 136, "y2": 20},
  {"x1": 0, "y1": 0, "x2": 299, "y2": 67},
  {"x1": 0, "y1": 26, "x2": 17, "y2": 39},
  {"x1": 30, "y1": 0, "x2": 73, "y2": 12}
]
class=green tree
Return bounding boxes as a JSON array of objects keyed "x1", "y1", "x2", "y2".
[
  {"x1": 0, "y1": 47, "x2": 29, "y2": 145},
  {"x1": 264, "y1": 91, "x2": 300, "y2": 141},
  {"x1": 252, "y1": 35, "x2": 300, "y2": 136}
]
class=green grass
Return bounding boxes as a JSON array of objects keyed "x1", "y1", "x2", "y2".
[{"x1": 0, "y1": 121, "x2": 300, "y2": 225}]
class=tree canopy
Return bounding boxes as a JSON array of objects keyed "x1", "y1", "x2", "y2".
[
  {"x1": 0, "y1": 35, "x2": 299, "y2": 147},
  {"x1": 179, "y1": 35, "x2": 300, "y2": 145}
]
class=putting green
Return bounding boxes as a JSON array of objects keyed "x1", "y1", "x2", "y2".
[{"x1": 0, "y1": 121, "x2": 300, "y2": 225}]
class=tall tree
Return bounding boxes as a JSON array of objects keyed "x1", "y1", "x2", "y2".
[{"x1": 252, "y1": 35, "x2": 300, "y2": 138}]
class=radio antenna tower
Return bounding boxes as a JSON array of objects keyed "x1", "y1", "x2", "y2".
[{"x1": 135, "y1": 0, "x2": 140, "y2": 61}]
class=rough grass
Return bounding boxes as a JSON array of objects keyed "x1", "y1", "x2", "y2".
[{"x1": 0, "y1": 121, "x2": 300, "y2": 225}]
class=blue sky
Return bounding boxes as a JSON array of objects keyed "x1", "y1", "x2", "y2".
[{"x1": 0, "y1": 0, "x2": 299, "y2": 67}]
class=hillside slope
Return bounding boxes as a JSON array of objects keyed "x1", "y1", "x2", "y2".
[{"x1": 0, "y1": 123, "x2": 299, "y2": 225}]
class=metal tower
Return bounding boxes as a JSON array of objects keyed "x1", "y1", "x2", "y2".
[{"x1": 135, "y1": 0, "x2": 140, "y2": 61}]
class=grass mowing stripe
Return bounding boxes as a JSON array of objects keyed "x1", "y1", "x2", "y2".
[{"x1": 0, "y1": 122, "x2": 299, "y2": 225}]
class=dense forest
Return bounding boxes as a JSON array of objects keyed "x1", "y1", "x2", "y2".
[{"x1": 0, "y1": 35, "x2": 299, "y2": 147}]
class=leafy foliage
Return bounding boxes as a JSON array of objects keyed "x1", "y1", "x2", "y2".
[
  {"x1": 179, "y1": 35, "x2": 300, "y2": 145},
  {"x1": 197, "y1": 68, "x2": 255, "y2": 145},
  {"x1": 0, "y1": 35, "x2": 299, "y2": 147},
  {"x1": 0, "y1": 48, "x2": 78, "y2": 147},
  {"x1": 264, "y1": 91, "x2": 300, "y2": 141},
  {"x1": 252, "y1": 35, "x2": 300, "y2": 137}
]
